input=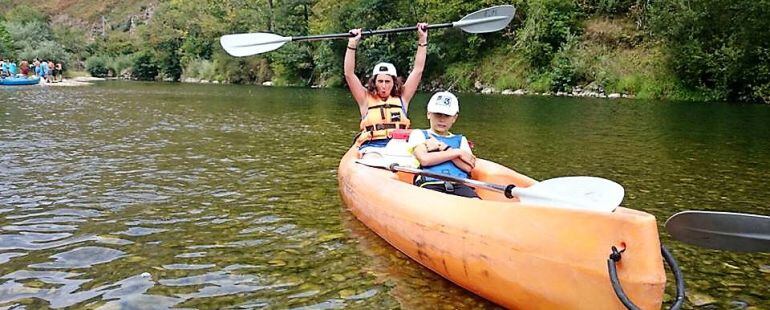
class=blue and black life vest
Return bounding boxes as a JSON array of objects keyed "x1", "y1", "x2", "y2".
[{"x1": 417, "y1": 130, "x2": 468, "y2": 185}]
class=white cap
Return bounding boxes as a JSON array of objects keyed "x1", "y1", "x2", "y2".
[
  {"x1": 372, "y1": 62, "x2": 397, "y2": 77},
  {"x1": 427, "y1": 91, "x2": 459, "y2": 115}
]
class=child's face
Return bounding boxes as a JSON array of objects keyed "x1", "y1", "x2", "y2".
[{"x1": 427, "y1": 112, "x2": 458, "y2": 135}]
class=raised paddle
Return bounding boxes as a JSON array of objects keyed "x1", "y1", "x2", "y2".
[
  {"x1": 356, "y1": 158, "x2": 624, "y2": 212},
  {"x1": 220, "y1": 5, "x2": 516, "y2": 57},
  {"x1": 665, "y1": 211, "x2": 770, "y2": 252}
]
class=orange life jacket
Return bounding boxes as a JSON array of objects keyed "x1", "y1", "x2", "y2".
[{"x1": 355, "y1": 95, "x2": 411, "y2": 145}]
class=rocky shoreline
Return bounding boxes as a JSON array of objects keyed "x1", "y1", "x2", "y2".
[
  {"x1": 103, "y1": 76, "x2": 638, "y2": 100},
  {"x1": 475, "y1": 81, "x2": 633, "y2": 99}
]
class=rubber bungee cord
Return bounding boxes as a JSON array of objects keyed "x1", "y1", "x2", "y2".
[{"x1": 607, "y1": 245, "x2": 685, "y2": 310}]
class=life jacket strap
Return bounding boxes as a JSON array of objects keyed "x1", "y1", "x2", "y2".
[
  {"x1": 415, "y1": 176, "x2": 456, "y2": 193},
  {"x1": 367, "y1": 103, "x2": 402, "y2": 110},
  {"x1": 363, "y1": 123, "x2": 408, "y2": 132}
]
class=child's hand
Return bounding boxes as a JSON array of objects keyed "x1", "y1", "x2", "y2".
[
  {"x1": 424, "y1": 136, "x2": 442, "y2": 152},
  {"x1": 457, "y1": 150, "x2": 476, "y2": 168}
]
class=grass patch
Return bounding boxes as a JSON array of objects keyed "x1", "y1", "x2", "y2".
[
  {"x1": 443, "y1": 62, "x2": 477, "y2": 92},
  {"x1": 476, "y1": 48, "x2": 531, "y2": 91},
  {"x1": 529, "y1": 73, "x2": 553, "y2": 93}
]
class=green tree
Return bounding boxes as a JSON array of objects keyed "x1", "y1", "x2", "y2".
[
  {"x1": 0, "y1": 21, "x2": 13, "y2": 58},
  {"x1": 132, "y1": 51, "x2": 159, "y2": 80},
  {"x1": 268, "y1": 0, "x2": 316, "y2": 85},
  {"x1": 515, "y1": 0, "x2": 581, "y2": 69},
  {"x1": 650, "y1": 0, "x2": 770, "y2": 102}
]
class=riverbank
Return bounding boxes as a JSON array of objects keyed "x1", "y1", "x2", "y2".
[
  {"x1": 176, "y1": 77, "x2": 637, "y2": 100},
  {"x1": 39, "y1": 76, "x2": 105, "y2": 87}
]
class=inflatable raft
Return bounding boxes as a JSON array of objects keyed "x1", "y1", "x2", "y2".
[{"x1": 0, "y1": 76, "x2": 41, "y2": 86}]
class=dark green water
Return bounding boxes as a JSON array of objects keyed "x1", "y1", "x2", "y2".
[{"x1": 1, "y1": 82, "x2": 768, "y2": 309}]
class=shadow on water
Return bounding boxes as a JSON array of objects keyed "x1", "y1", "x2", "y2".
[{"x1": 0, "y1": 82, "x2": 768, "y2": 308}]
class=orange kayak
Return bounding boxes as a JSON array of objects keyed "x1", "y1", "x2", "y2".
[{"x1": 337, "y1": 146, "x2": 666, "y2": 309}]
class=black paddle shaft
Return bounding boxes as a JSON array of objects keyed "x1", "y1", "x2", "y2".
[
  {"x1": 291, "y1": 23, "x2": 452, "y2": 42},
  {"x1": 387, "y1": 164, "x2": 517, "y2": 198}
]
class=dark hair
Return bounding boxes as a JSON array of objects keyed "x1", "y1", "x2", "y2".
[{"x1": 366, "y1": 74, "x2": 403, "y2": 97}]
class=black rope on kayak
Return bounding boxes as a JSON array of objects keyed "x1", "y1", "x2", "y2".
[
  {"x1": 607, "y1": 246, "x2": 639, "y2": 310},
  {"x1": 662, "y1": 245, "x2": 686, "y2": 309},
  {"x1": 607, "y1": 245, "x2": 686, "y2": 310}
]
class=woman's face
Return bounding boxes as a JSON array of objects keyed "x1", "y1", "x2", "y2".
[{"x1": 374, "y1": 74, "x2": 394, "y2": 98}]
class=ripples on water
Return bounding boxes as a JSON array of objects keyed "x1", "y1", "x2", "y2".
[
  {"x1": 0, "y1": 83, "x2": 426, "y2": 309},
  {"x1": 1, "y1": 83, "x2": 768, "y2": 309}
]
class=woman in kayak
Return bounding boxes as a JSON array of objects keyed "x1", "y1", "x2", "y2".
[
  {"x1": 344, "y1": 23, "x2": 428, "y2": 158},
  {"x1": 409, "y1": 91, "x2": 478, "y2": 198}
]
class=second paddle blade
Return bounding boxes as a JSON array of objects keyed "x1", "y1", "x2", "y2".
[{"x1": 665, "y1": 211, "x2": 770, "y2": 252}]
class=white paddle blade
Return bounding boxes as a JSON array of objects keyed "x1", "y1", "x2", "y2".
[
  {"x1": 220, "y1": 33, "x2": 292, "y2": 57},
  {"x1": 453, "y1": 5, "x2": 516, "y2": 34},
  {"x1": 517, "y1": 176, "x2": 624, "y2": 212}
]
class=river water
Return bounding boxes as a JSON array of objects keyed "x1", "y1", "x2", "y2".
[{"x1": 1, "y1": 82, "x2": 768, "y2": 309}]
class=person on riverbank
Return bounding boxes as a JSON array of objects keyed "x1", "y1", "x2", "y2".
[
  {"x1": 0, "y1": 59, "x2": 7, "y2": 78},
  {"x1": 409, "y1": 91, "x2": 478, "y2": 198},
  {"x1": 345, "y1": 23, "x2": 428, "y2": 158},
  {"x1": 7, "y1": 60, "x2": 16, "y2": 76},
  {"x1": 32, "y1": 59, "x2": 40, "y2": 77},
  {"x1": 39, "y1": 60, "x2": 49, "y2": 82},
  {"x1": 47, "y1": 61, "x2": 55, "y2": 83},
  {"x1": 20, "y1": 60, "x2": 29, "y2": 76},
  {"x1": 55, "y1": 62, "x2": 63, "y2": 82}
]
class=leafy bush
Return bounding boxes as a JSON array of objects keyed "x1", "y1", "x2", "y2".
[
  {"x1": 515, "y1": 0, "x2": 582, "y2": 69},
  {"x1": 529, "y1": 73, "x2": 553, "y2": 93},
  {"x1": 649, "y1": 0, "x2": 770, "y2": 102},
  {"x1": 311, "y1": 42, "x2": 342, "y2": 87},
  {"x1": 2, "y1": 6, "x2": 47, "y2": 25},
  {"x1": 578, "y1": 0, "x2": 637, "y2": 15},
  {"x1": 0, "y1": 22, "x2": 14, "y2": 58},
  {"x1": 444, "y1": 62, "x2": 477, "y2": 92},
  {"x1": 5, "y1": 21, "x2": 53, "y2": 51},
  {"x1": 110, "y1": 54, "x2": 134, "y2": 76},
  {"x1": 210, "y1": 51, "x2": 271, "y2": 84},
  {"x1": 755, "y1": 83, "x2": 770, "y2": 104},
  {"x1": 85, "y1": 55, "x2": 109, "y2": 77},
  {"x1": 15, "y1": 40, "x2": 69, "y2": 63},
  {"x1": 548, "y1": 34, "x2": 579, "y2": 91},
  {"x1": 132, "y1": 51, "x2": 159, "y2": 81},
  {"x1": 269, "y1": 43, "x2": 313, "y2": 86},
  {"x1": 183, "y1": 58, "x2": 216, "y2": 81}
]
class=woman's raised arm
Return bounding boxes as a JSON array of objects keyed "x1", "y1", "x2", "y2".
[
  {"x1": 401, "y1": 23, "x2": 429, "y2": 108},
  {"x1": 343, "y1": 28, "x2": 368, "y2": 114}
]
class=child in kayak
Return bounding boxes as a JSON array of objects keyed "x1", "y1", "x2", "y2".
[
  {"x1": 409, "y1": 91, "x2": 479, "y2": 198},
  {"x1": 344, "y1": 23, "x2": 428, "y2": 158}
]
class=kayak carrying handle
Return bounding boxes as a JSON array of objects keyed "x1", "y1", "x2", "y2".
[{"x1": 607, "y1": 245, "x2": 685, "y2": 310}]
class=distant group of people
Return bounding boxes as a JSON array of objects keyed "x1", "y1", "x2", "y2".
[{"x1": 1, "y1": 58, "x2": 64, "y2": 83}]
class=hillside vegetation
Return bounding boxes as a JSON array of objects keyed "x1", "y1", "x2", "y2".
[{"x1": 1, "y1": 0, "x2": 768, "y2": 103}]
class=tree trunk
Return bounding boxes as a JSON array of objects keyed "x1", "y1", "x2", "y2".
[{"x1": 267, "y1": 0, "x2": 274, "y2": 31}]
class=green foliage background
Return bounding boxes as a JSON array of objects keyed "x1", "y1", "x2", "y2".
[{"x1": 1, "y1": 0, "x2": 768, "y2": 103}]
